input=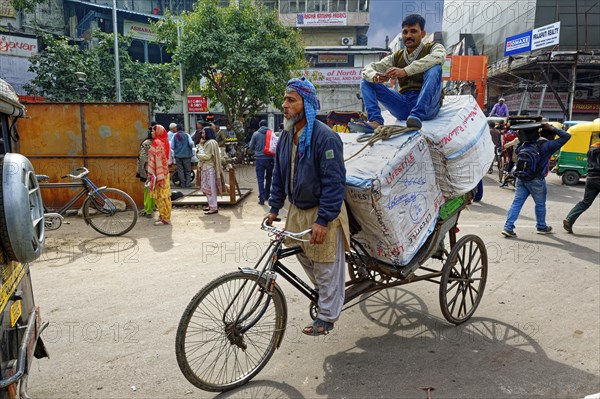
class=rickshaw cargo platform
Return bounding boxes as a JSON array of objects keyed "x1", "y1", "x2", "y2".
[
  {"x1": 382, "y1": 95, "x2": 494, "y2": 198},
  {"x1": 343, "y1": 132, "x2": 444, "y2": 267}
]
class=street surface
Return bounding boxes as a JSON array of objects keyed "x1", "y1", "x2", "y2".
[{"x1": 27, "y1": 165, "x2": 599, "y2": 398}]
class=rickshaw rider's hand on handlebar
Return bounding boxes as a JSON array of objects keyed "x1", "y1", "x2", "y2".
[
  {"x1": 265, "y1": 213, "x2": 279, "y2": 226},
  {"x1": 310, "y1": 223, "x2": 327, "y2": 244}
]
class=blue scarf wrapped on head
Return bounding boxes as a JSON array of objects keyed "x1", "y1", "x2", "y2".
[{"x1": 286, "y1": 77, "x2": 320, "y2": 159}]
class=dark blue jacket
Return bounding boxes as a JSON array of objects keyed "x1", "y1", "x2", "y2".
[
  {"x1": 531, "y1": 127, "x2": 571, "y2": 178},
  {"x1": 269, "y1": 120, "x2": 346, "y2": 227}
]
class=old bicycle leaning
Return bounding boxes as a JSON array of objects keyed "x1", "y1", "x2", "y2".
[
  {"x1": 38, "y1": 167, "x2": 138, "y2": 236},
  {"x1": 175, "y1": 191, "x2": 487, "y2": 392}
]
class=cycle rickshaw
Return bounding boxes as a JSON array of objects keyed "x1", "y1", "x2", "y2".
[{"x1": 175, "y1": 191, "x2": 487, "y2": 392}]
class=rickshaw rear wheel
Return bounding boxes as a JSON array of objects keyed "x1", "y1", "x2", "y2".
[
  {"x1": 176, "y1": 271, "x2": 287, "y2": 392},
  {"x1": 439, "y1": 235, "x2": 488, "y2": 325},
  {"x1": 562, "y1": 170, "x2": 580, "y2": 186}
]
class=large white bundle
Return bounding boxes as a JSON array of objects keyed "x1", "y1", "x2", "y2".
[
  {"x1": 343, "y1": 132, "x2": 444, "y2": 266},
  {"x1": 382, "y1": 95, "x2": 494, "y2": 198}
]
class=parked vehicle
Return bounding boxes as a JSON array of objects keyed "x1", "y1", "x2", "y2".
[
  {"x1": 0, "y1": 79, "x2": 48, "y2": 398},
  {"x1": 38, "y1": 167, "x2": 138, "y2": 236},
  {"x1": 554, "y1": 119, "x2": 600, "y2": 185}
]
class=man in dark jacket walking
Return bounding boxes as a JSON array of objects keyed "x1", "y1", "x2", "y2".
[
  {"x1": 249, "y1": 120, "x2": 275, "y2": 205},
  {"x1": 170, "y1": 124, "x2": 194, "y2": 188},
  {"x1": 501, "y1": 123, "x2": 571, "y2": 237},
  {"x1": 563, "y1": 141, "x2": 600, "y2": 233},
  {"x1": 266, "y1": 77, "x2": 349, "y2": 336}
]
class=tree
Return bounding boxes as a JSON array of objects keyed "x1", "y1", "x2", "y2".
[
  {"x1": 10, "y1": 0, "x2": 45, "y2": 12},
  {"x1": 154, "y1": 0, "x2": 306, "y2": 126},
  {"x1": 25, "y1": 33, "x2": 178, "y2": 112}
]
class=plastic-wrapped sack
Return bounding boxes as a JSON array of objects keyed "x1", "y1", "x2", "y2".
[
  {"x1": 343, "y1": 132, "x2": 444, "y2": 266},
  {"x1": 382, "y1": 95, "x2": 494, "y2": 198}
]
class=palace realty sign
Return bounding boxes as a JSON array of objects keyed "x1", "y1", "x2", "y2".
[{"x1": 504, "y1": 22, "x2": 560, "y2": 56}]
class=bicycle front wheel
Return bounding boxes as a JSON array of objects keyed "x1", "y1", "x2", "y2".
[
  {"x1": 176, "y1": 271, "x2": 287, "y2": 392},
  {"x1": 83, "y1": 188, "x2": 138, "y2": 236}
]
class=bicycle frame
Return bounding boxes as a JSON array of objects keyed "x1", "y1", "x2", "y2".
[
  {"x1": 40, "y1": 176, "x2": 109, "y2": 216},
  {"x1": 229, "y1": 230, "x2": 317, "y2": 334}
]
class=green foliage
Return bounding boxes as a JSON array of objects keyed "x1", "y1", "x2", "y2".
[
  {"x1": 25, "y1": 33, "x2": 178, "y2": 112},
  {"x1": 153, "y1": 0, "x2": 306, "y2": 124},
  {"x1": 10, "y1": 0, "x2": 44, "y2": 12}
]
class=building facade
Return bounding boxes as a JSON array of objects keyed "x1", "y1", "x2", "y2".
[
  {"x1": 442, "y1": 0, "x2": 600, "y2": 120},
  {"x1": 277, "y1": 0, "x2": 386, "y2": 118}
]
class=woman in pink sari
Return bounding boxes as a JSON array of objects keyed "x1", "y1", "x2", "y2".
[{"x1": 147, "y1": 124, "x2": 172, "y2": 225}]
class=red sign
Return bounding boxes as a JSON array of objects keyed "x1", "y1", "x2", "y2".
[
  {"x1": 573, "y1": 101, "x2": 600, "y2": 114},
  {"x1": 188, "y1": 96, "x2": 208, "y2": 113}
]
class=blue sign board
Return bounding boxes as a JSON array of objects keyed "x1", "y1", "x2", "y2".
[{"x1": 504, "y1": 30, "x2": 532, "y2": 56}]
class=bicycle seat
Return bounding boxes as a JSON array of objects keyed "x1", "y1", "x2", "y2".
[{"x1": 36, "y1": 174, "x2": 50, "y2": 182}]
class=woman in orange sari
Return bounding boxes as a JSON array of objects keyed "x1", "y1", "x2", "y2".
[{"x1": 147, "y1": 124, "x2": 172, "y2": 225}]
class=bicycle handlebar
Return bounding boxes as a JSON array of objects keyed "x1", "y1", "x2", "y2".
[
  {"x1": 261, "y1": 219, "x2": 312, "y2": 241},
  {"x1": 61, "y1": 167, "x2": 89, "y2": 180}
]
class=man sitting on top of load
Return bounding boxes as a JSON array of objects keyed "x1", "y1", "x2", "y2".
[{"x1": 352, "y1": 14, "x2": 446, "y2": 132}]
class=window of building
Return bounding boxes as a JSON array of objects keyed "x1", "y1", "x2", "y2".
[{"x1": 348, "y1": 0, "x2": 358, "y2": 12}]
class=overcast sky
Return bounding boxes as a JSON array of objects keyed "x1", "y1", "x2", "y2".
[{"x1": 368, "y1": 0, "x2": 444, "y2": 48}]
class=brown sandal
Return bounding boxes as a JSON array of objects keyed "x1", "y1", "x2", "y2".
[{"x1": 302, "y1": 319, "x2": 334, "y2": 336}]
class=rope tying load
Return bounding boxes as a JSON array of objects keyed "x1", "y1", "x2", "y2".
[{"x1": 344, "y1": 125, "x2": 419, "y2": 162}]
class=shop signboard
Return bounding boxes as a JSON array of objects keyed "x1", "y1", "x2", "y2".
[
  {"x1": 300, "y1": 68, "x2": 362, "y2": 85},
  {"x1": 123, "y1": 20, "x2": 159, "y2": 42},
  {"x1": 0, "y1": 34, "x2": 38, "y2": 57},
  {"x1": 188, "y1": 96, "x2": 208, "y2": 113},
  {"x1": 296, "y1": 12, "x2": 347, "y2": 26}
]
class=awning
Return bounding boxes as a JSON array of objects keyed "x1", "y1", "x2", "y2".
[{"x1": 64, "y1": 0, "x2": 162, "y2": 21}]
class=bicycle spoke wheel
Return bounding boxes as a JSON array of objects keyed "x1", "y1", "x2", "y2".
[
  {"x1": 439, "y1": 234, "x2": 488, "y2": 325},
  {"x1": 83, "y1": 188, "x2": 137, "y2": 236},
  {"x1": 176, "y1": 271, "x2": 287, "y2": 392}
]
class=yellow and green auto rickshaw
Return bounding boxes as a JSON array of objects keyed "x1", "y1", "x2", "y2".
[{"x1": 555, "y1": 118, "x2": 600, "y2": 185}]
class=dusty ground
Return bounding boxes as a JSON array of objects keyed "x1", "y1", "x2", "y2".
[{"x1": 27, "y1": 166, "x2": 599, "y2": 398}]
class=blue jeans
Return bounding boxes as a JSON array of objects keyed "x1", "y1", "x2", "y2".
[
  {"x1": 255, "y1": 158, "x2": 274, "y2": 201},
  {"x1": 360, "y1": 64, "x2": 443, "y2": 125},
  {"x1": 503, "y1": 178, "x2": 548, "y2": 231}
]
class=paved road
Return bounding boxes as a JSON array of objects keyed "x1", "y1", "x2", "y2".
[{"x1": 27, "y1": 167, "x2": 599, "y2": 398}]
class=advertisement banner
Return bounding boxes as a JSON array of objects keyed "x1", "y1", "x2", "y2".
[
  {"x1": 0, "y1": 34, "x2": 38, "y2": 57},
  {"x1": 123, "y1": 20, "x2": 159, "y2": 42},
  {"x1": 504, "y1": 31, "x2": 532, "y2": 56},
  {"x1": 188, "y1": 96, "x2": 208, "y2": 113},
  {"x1": 296, "y1": 12, "x2": 347, "y2": 26},
  {"x1": 531, "y1": 22, "x2": 560, "y2": 50},
  {"x1": 301, "y1": 68, "x2": 362, "y2": 85},
  {"x1": 527, "y1": 92, "x2": 568, "y2": 111},
  {"x1": 572, "y1": 101, "x2": 600, "y2": 114}
]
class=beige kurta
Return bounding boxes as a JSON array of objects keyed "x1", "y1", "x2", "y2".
[{"x1": 284, "y1": 126, "x2": 350, "y2": 263}]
